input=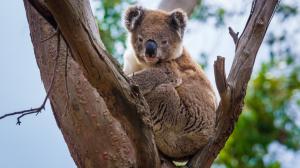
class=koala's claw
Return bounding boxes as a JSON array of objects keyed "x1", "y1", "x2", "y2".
[{"x1": 171, "y1": 78, "x2": 182, "y2": 87}]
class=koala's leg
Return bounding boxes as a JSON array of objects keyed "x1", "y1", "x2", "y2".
[
  {"x1": 145, "y1": 83, "x2": 182, "y2": 130},
  {"x1": 146, "y1": 83, "x2": 213, "y2": 159},
  {"x1": 145, "y1": 83, "x2": 193, "y2": 158}
]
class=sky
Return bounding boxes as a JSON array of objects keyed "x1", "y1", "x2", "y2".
[
  {"x1": 0, "y1": 0, "x2": 299, "y2": 168},
  {"x1": 0, "y1": 1, "x2": 75, "y2": 168}
]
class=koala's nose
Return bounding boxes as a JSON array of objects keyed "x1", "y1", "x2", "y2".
[{"x1": 145, "y1": 40, "x2": 157, "y2": 57}]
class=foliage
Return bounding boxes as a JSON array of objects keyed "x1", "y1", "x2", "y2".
[
  {"x1": 191, "y1": 3, "x2": 226, "y2": 27},
  {"x1": 95, "y1": 0, "x2": 135, "y2": 63},
  {"x1": 213, "y1": 1, "x2": 300, "y2": 167},
  {"x1": 216, "y1": 60, "x2": 300, "y2": 167}
]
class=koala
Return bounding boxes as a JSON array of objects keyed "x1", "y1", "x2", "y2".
[{"x1": 123, "y1": 6, "x2": 217, "y2": 160}]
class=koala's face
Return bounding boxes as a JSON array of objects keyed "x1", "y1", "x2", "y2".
[{"x1": 124, "y1": 6, "x2": 187, "y2": 65}]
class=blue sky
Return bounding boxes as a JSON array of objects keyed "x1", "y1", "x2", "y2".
[{"x1": 0, "y1": 0, "x2": 299, "y2": 168}]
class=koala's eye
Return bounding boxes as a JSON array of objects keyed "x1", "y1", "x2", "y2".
[
  {"x1": 161, "y1": 40, "x2": 168, "y2": 45},
  {"x1": 138, "y1": 36, "x2": 143, "y2": 43}
]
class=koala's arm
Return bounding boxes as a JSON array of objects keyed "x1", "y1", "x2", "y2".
[{"x1": 129, "y1": 68, "x2": 181, "y2": 95}]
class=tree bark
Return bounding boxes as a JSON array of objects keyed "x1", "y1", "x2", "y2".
[
  {"x1": 188, "y1": 0, "x2": 279, "y2": 167},
  {"x1": 24, "y1": 0, "x2": 160, "y2": 167},
  {"x1": 21, "y1": 0, "x2": 279, "y2": 168},
  {"x1": 43, "y1": 1, "x2": 160, "y2": 167}
]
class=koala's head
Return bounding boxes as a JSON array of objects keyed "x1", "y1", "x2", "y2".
[{"x1": 124, "y1": 6, "x2": 187, "y2": 65}]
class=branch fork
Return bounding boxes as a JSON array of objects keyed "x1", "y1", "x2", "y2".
[{"x1": 0, "y1": 0, "x2": 280, "y2": 167}]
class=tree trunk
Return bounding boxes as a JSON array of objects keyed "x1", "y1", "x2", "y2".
[
  {"x1": 23, "y1": 0, "x2": 160, "y2": 167},
  {"x1": 21, "y1": 0, "x2": 279, "y2": 167}
]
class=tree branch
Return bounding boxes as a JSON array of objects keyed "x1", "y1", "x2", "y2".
[
  {"x1": 214, "y1": 56, "x2": 227, "y2": 95},
  {"x1": 24, "y1": 0, "x2": 143, "y2": 166},
  {"x1": 228, "y1": 27, "x2": 239, "y2": 45},
  {"x1": 188, "y1": 0, "x2": 279, "y2": 167},
  {"x1": 20, "y1": 0, "x2": 279, "y2": 167},
  {"x1": 0, "y1": 31, "x2": 61, "y2": 124},
  {"x1": 43, "y1": 0, "x2": 160, "y2": 167}
]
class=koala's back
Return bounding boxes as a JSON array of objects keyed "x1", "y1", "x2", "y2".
[{"x1": 145, "y1": 48, "x2": 217, "y2": 160}]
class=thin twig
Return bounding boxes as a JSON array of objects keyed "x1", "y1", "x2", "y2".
[
  {"x1": 0, "y1": 30, "x2": 61, "y2": 125},
  {"x1": 228, "y1": 27, "x2": 239, "y2": 46}
]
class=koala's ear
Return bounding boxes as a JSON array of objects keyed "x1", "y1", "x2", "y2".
[
  {"x1": 124, "y1": 6, "x2": 144, "y2": 31},
  {"x1": 169, "y1": 9, "x2": 188, "y2": 38}
]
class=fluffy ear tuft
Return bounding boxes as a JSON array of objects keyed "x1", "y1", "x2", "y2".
[
  {"x1": 169, "y1": 9, "x2": 188, "y2": 38},
  {"x1": 124, "y1": 5, "x2": 144, "y2": 32}
]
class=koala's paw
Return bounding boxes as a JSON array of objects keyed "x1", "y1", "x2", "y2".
[{"x1": 170, "y1": 78, "x2": 182, "y2": 88}]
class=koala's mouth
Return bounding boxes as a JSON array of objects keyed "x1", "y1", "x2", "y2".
[{"x1": 144, "y1": 55, "x2": 159, "y2": 63}]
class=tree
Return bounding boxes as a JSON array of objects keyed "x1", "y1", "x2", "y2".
[
  {"x1": 207, "y1": 1, "x2": 300, "y2": 167},
  {"x1": 1, "y1": 0, "x2": 279, "y2": 167}
]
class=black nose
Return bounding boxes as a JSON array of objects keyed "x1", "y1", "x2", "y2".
[{"x1": 145, "y1": 40, "x2": 157, "y2": 57}]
